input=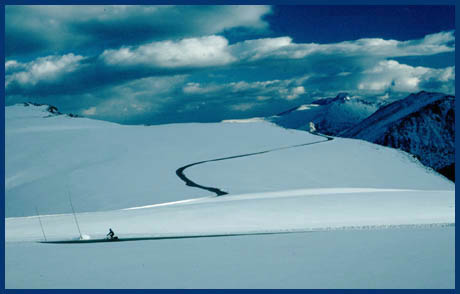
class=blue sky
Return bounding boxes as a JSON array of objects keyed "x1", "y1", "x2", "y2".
[{"x1": 5, "y1": 5, "x2": 455, "y2": 124}]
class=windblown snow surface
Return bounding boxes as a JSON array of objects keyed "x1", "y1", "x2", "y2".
[{"x1": 5, "y1": 104, "x2": 455, "y2": 289}]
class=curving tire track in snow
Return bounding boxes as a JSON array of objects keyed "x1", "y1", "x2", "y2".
[{"x1": 176, "y1": 133, "x2": 333, "y2": 196}]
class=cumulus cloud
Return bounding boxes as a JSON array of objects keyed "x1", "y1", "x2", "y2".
[
  {"x1": 358, "y1": 60, "x2": 455, "y2": 94},
  {"x1": 229, "y1": 31, "x2": 455, "y2": 62},
  {"x1": 179, "y1": 58, "x2": 454, "y2": 109},
  {"x1": 6, "y1": 5, "x2": 271, "y2": 58},
  {"x1": 5, "y1": 29, "x2": 455, "y2": 124},
  {"x1": 98, "y1": 31, "x2": 455, "y2": 74},
  {"x1": 101, "y1": 35, "x2": 236, "y2": 68},
  {"x1": 5, "y1": 54, "x2": 84, "y2": 89},
  {"x1": 6, "y1": 31, "x2": 455, "y2": 99}
]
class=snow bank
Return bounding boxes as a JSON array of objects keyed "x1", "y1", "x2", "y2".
[{"x1": 6, "y1": 188, "x2": 454, "y2": 242}]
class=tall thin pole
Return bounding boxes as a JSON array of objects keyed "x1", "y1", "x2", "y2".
[
  {"x1": 68, "y1": 192, "x2": 83, "y2": 240},
  {"x1": 35, "y1": 206, "x2": 47, "y2": 242}
]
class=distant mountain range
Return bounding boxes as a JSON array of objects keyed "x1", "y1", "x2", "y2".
[
  {"x1": 269, "y1": 93, "x2": 379, "y2": 135},
  {"x1": 270, "y1": 91, "x2": 455, "y2": 182}
]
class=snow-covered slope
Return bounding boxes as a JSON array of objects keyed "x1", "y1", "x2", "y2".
[
  {"x1": 342, "y1": 91, "x2": 455, "y2": 178},
  {"x1": 6, "y1": 104, "x2": 326, "y2": 217},
  {"x1": 269, "y1": 93, "x2": 378, "y2": 135},
  {"x1": 5, "y1": 103, "x2": 455, "y2": 289},
  {"x1": 6, "y1": 103, "x2": 452, "y2": 217}
]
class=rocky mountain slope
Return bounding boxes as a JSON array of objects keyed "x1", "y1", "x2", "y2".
[
  {"x1": 341, "y1": 91, "x2": 455, "y2": 181},
  {"x1": 270, "y1": 91, "x2": 455, "y2": 181}
]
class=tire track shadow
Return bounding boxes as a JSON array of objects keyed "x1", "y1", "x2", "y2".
[{"x1": 176, "y1": 133, "x2": 333, "y2": 196}]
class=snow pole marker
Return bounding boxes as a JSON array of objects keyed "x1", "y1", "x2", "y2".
[
  {"x1": 35, "y1": 206, "x2": 47, "y2": 242},
  {"x1": 68, "y1": 191, "x2": 83, "y2": 240}
]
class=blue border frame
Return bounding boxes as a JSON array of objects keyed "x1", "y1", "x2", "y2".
[
  {"x1": 1, "y1": 2, "x2": 4, "y2": 293},
  {"x1": 455, "y1": 4, "x2": 458, "y2": 294},
  {"x1": 1, "y1": 1, "x2": 457, "y2": 293},
  {"x1": 2, "y1": 0, "x2": 458, "y2": 4}
]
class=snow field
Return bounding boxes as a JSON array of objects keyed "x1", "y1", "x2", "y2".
[
  {"x1": 6, "y1": 227, "x2": 455, "y2": 289},
  {"x1": 5, "y1": 104, "x2": 455, "y2": 289}
]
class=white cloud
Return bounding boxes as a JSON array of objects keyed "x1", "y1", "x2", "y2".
[
  {"x1": 230, "y1": 37, "x2": 293, "y2": 61},
  {"x1": 182, "y1": 77, "x2": 307, "y2": 101},
  {"x1": 74, "y1": 75, "x2": 187, "y2": 121},
  {"x1": 101, "y1": 35, "x2": 235, "y2": 68},
  {"x1": 358, "y1": 60, "x2": 455, "y2": 93},
  {"x1": 5, "y1": 30, "x2": 455, "y2": 121},
  {"x1": 230, "y1": 103, "x2": 257, "y2": 111},
  {"x1": 100, "y1": 30, "x2": 455, "y2": 72},
  {"x1": 419, "y1": 30, "x2": 455, "y2": 45},
  {"x1": 5, "y1": 60, "x2": 22, "y2": 72},
  {"x1": 183, "y1": 82, "x2": 223, "y2": 95},
  {"x1": 229, "y1": 31, "x2": 455, "y2": 61},
  {"x1": 5, "y1": 54, "x2": 84, "y2": 88},
  {"x1": 181, "y1": 58, "x2": 454, "y2": 105},
  {"x1": 112, "y1": 75, "x2": 187, "y2": 96},
  {"x1": 287, "y1": 86, "x2": 306, "y2": 100},
  {"x1": 82, "y1": 106, "x2": 97, "y2": 116}
]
